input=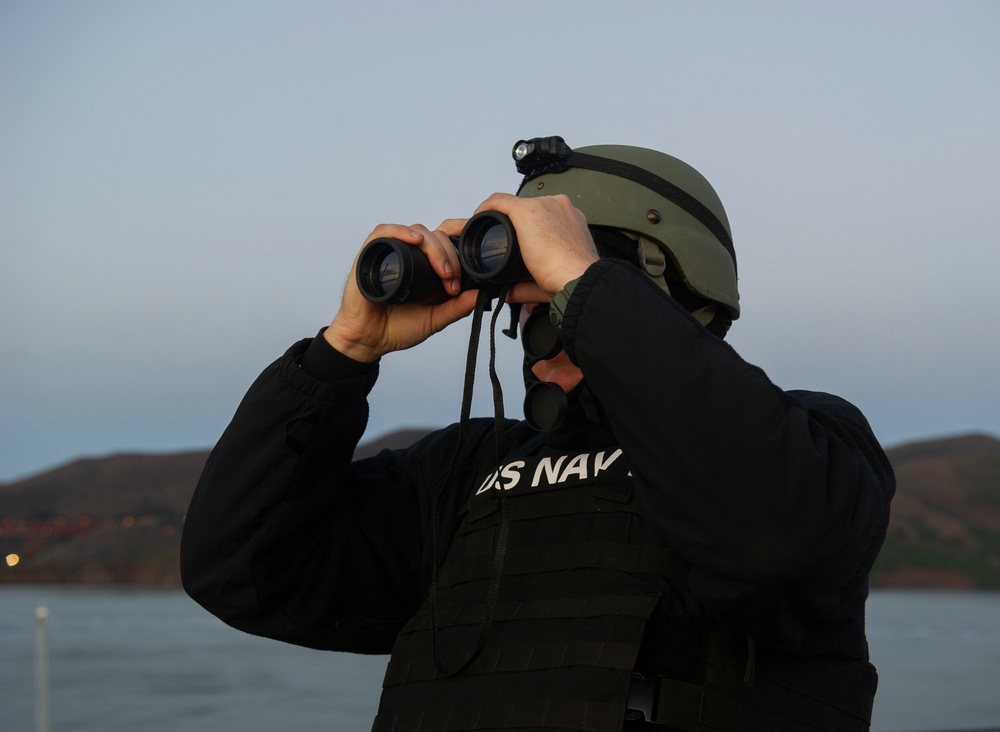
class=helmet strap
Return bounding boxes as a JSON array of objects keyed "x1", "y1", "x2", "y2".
[
  {"x1": 636, "y1": 235, "x2": 721, "y2": 331},
  {"x1": 692, "y1": 304, "x2": 717, "y2": 328},
  {"x1": 514, "y1": 137, "x2": 736, "y2": 269},
  {"x1": 636, "y1": 236, "x2": 670, "y2": 295}
]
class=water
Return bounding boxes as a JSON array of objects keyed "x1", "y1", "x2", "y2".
[
  {"x1": 865, "y1": 590, "x2": 1000, "y2": 731},
  {"x1": 0, "y1": 587, "x2": 387, "y2": 731},
  {"x1": 1, "y1": 587, "x2": 998, "y2": 732}
]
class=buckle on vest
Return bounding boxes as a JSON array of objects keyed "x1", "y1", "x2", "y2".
[{"x1": 625, "y1": 672, "x2": 658, "y2": 722}]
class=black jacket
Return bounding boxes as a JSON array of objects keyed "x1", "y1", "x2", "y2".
[{"x1": 181, "y1": 258, "x2": 894, "y2": 664}]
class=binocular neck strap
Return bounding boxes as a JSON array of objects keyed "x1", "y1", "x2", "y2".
[{"x1": 430, "y1": 285, "x2": 512, "y2": 677}]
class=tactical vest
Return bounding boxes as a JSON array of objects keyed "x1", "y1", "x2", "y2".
[{"x1": 372, "y1": 445, "x2": 877, "y2": 731}]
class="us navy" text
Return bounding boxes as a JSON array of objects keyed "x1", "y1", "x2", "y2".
[{"x1": 475, "y1": 449, "x2": 628, "y2": 496}]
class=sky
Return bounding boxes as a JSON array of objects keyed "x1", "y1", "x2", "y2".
[{"x1": 2, "y1": 1, "x2": 999, "y2": 483}]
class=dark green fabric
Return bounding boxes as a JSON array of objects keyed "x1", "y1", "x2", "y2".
[{"x1": 375, "y1": 473, "x2": 662, "y2": 731}]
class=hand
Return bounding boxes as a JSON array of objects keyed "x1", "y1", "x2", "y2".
[
  {"x1": 324, "y1": 221, "x2": 479, "y2": 362},
  {"x1": 473, "y1": 192, "x2": 599, "y2": 303}
]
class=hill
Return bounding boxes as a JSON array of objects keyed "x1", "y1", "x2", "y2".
[
  {"x1": 2, "y1": 431, "x2": 998, "y2": 588},
  {"x1": 0, "y1": 429, "x2": 430, "y2": 585},
  {"x1": 873, "y1": 433, "x2": 1000, "y2": 588}
]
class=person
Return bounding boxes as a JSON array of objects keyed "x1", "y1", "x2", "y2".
[{"x1": 181, "y1": 136, "x2": 895, "y2": 731}]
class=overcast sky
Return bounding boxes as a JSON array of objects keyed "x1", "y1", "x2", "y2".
[{"x1": 2, "y1": 1, "x2": 998, "y2": 482}]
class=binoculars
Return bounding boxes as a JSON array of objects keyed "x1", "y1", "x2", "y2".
[{"x1": 355, "y1": 212, "x2": 529, "y2": 304}]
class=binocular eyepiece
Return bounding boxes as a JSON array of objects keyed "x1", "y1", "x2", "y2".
[
  {"x1": 520, "y1": 304, "x2": 569, "y2": 432},
  {"x1": 356, "y1": 211, "x2": 530, "y2": 305}
]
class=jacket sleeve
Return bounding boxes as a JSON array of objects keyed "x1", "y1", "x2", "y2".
[
  {"x1": 181, "y1": 336, "x2": 459, "y2": 654},
  {"x1": 560, "y1": 259, "x2": 896, "y2": 655}
]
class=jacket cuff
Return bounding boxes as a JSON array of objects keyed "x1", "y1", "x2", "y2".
[
  {"x1": 300, "y1": 328, "x2": 380, "y2": 382},
  {"x1": 559, "y1": 259, "x2": 643, "y2": 364}
]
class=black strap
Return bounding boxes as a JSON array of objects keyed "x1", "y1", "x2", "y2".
[
  {"x1": 518, "y1": 148, "x2": 737, "y2": 271},
  {"x1": 430, "y1": 286, "x2": 513, "y2": 677},
  {"x1": 405, "y1": 594, "x2": 659, "y2": 634},
  {"x1": 566, "y1": 151, "x2": 736, "y2": 268},
  {"x1": 487, "y1": 289, "x2": 509, "y2": 463},
  {"x1": 627, "y1": 636, "x2": 877, "y2": 731},
  {"x1": 389, "y1": 639, "x2": 640, "y2": 686},
  {"x1": 375, "y1": 698, "x2": 626, "y2": 732},
  {"x1": 438, "y1": 540, "x2": 674, "y2": 588}
]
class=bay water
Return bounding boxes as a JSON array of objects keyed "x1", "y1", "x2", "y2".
[{"x1": 1, "y1": 587, "x2": 998, "y2": 731}]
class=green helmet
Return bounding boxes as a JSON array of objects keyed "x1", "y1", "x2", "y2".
[{"x1": 513, "y1": 137, "x2": 740, "y2": 321}]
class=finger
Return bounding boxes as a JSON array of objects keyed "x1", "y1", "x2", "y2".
[
  {"x1": 429, "y1": 289, "x2": 480, "y2": 332},
  {"x1": 430, "y1": 225, "x2": 464, "y2": 281},
  {"x1": 474, "y1": 191, "x2": 519, "y2": 216},
  {"x1": 409, "y1": 224, "x2": 463, "y2": 293},
  {"x1": 507, "y1": 281, "x2": 551, "y2": 304},
  {"x1": 363, "y1": 223, "x2": 424, "y2": 246},
  {"x1": 436, "y1": 217, "x2": 467, "y2": 238},
  {"x1": 434, "y1": 219, "x2": 467, "y2": 290}
]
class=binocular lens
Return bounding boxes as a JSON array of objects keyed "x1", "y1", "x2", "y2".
[
  {"x1": 459, "y1": 211, "x2": 528, "y2": 283},
  {"x1": 477, "y1": 223, "x2": 509, "y2": 273},
  {"x1": 375, "y1": 250, "x2": 400, "y2": 297},
  {"x1": 356, "y1": 237, "x2": 452, "y2": 305},
  {"x1": 524, "y1": 382, "x2": 569, "y2": 432},
  {"x1": 356, "y1": 210, "x2": 531, "y2": 305},
  {"x1": 522, "y1": 305, "x2": 562, "y2": 362}
]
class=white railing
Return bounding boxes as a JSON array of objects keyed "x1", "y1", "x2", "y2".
[{"x1": 35, "y1": 604, "x2": 52, "y2": 732}]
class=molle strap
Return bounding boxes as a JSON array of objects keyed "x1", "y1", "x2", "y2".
[
  {"x1": 466, "y1": 479, "x2": 634, "y2": 524},
  {"x1": 374, "y1": 698, "x2": 626, "y2": 732},
  {"x1": 379, "y1": 453, "x2": 672, "y2": 731},
  {"x1": 635, "y1": 631, "x2": 877, "y2": 731},
  {"x1": 385, "y1": 639, "x2": 640, "y2": 686},
  {"x1": 402, "y1": 594, "x2": 659, "y2": 634},
  {"x1": 437, "y1": 540, "x2": 673, "y2": 588},
  {"x1": 378, "y1": 593, "x2": 661, "y2": 730}
]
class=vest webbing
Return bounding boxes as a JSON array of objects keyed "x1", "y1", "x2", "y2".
[
  {"x1": 636, "y1": 633, "x2": 877, "y2": 730},
  {"x1": 373, "y1": 446, "x2": 877, "y2": 731},
  {"x1": 375, "y1": 460, "x2": 662, "y2": 732}
]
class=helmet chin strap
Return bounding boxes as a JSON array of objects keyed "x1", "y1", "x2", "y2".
[
  {"x1": 692, "y1": 304, "x2": 717, "y2": 327},
  {"x1": 637, "y1": 234, "x2": 719, "y2": 329},
  {"x1": 637, "y1": 235, "x2": 670, "y2": 293}
]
